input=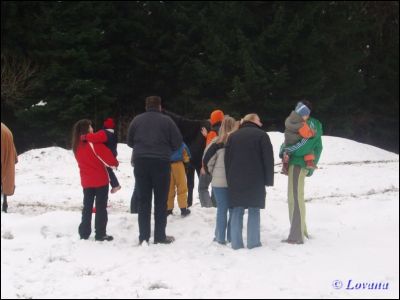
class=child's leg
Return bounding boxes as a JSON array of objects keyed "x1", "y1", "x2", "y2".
[
  {"x1": 107, "y1": 167, "x2": 120, "y2": 188},
  {"x1": 167, "y1": 165, "x2": 177, "y2": 211},
  {"x1": 175, "y1": 162, "x2": 189, "y2": 209},
  {"x1": 281, "y1": 152, "x2": 289, "y2": 175}
]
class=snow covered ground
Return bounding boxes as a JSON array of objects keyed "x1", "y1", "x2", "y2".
[{"x1": 1, "y1": 132, "x2": 399, "y2": 299}]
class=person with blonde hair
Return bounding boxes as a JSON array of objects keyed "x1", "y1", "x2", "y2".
[
  {"x1": 224, "y1": 113, "x2": 274, "y2": 249},
  {"x1": 203, "y1": 116, "x2": 238, "y2": 244}
]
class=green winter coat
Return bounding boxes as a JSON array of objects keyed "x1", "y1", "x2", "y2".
[{"x1": 283, "y1": 117, "x2": 323, "y2": 176}]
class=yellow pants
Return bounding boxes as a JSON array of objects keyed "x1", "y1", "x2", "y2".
[{"x1": 167, "y1": 162, "x2": 188, "y2": 210}]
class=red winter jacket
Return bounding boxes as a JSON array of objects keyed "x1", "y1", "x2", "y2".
[{"x1": 75, "y1": 141, "x2": 119, "y2": 188}]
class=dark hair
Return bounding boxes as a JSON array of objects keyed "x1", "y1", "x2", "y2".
[
  {"x1": 301, "y1": 99, "x2": 313, "y2": 111},
  {"x1": 145, "y1": 96, "x2": 162, "y2": 111},
  {"x1": 71, "y1": 119, "x2": 92, "y2": 154}
]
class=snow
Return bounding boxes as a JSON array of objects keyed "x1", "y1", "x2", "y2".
[
  {"x1": 31, "y1": 100, "x2": 47, "y2": 107},
  {"x1": 2, "y1": 133, "x2": 399, "y2": 299}
]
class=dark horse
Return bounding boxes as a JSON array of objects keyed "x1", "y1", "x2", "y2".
[{"x1": 163, "y1": 110, "x2": 210, "y2": 207}]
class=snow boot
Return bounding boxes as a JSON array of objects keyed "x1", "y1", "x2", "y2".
[
  {"x1": 110, "y1": 186, "x2": 121, "y2": 194},
  {"x1": 180, "y1": 208, "x2": 191, "y2": 217},
  {"x1": 95, "y1": 234, "x2": 114, "y2": 241},
  {"x1": 154, "y1": 236, "x2": 175, "y2": 244}
]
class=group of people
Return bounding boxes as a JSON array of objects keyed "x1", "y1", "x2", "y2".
[
  {"x1": 70, "y1": 95, "x2": 323, "y2": 249},
  {"x1": 1, "y1": 95, "x2": 323, "y2": 249}
]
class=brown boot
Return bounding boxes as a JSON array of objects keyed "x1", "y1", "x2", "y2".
[{"x1": 280, "y1": 162, "x2": 289, "y2": 175}]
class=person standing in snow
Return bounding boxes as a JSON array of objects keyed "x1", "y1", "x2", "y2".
[
  {"x1": 162, "y1": 109, "x2": 211, "y2": 208},
  {"x1": 202, "y1": 116, "x2": 238, "y2": 244},
  {"x1": 198, "y1": 109, "x2": 225, "y2": 207},
  {"x1": 72, "y1": 119, "x2": 119, "y2": 241},
  {"x1": 1, "y1": 122, "x2": 18, "y2": 213},
  {"x1": 167, "y1": 142, "x2": 191, "y2": 217},
  {"x1": 127, "y1": 96, "x2": 182, "y2": 245},
  {"x1": 224, "y1": 114, "x2": 274, "y2": 250},
  {"x1": 81, "y1": 118, "x2": 121, "y2": 194},
  {"x1": 280, "y1": 101, "x2": 317, "y2": 175},
  {"x1": 280, "y1": 100, "x2": 323, "y2": 244}
]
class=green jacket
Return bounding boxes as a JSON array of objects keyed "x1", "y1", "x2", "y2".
[{"x1": 281, "y1": 117, "x2": 323, "y2": 176}]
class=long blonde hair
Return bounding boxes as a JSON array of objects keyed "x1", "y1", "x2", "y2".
[{"x1": 217, "y1": 116, "x2": 238, "y2": 144}]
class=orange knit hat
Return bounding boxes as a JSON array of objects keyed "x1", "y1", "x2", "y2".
[{"x1": 210, "y1": 110, "x2": 224, "y2": 126}]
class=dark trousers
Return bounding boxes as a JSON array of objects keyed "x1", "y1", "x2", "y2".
[
  {"x1": 107, "y1": 167, "x2": 120, "y2": 188},
  {"x1": 2, "y1": 194, "x2": 8, "y2": 213},
  {"x1": 130, "y1": 175, "x2": 139, "y2": 214},
  {"x1": 134, "y1": 158, "x2": 171, "y2": 242},
  {"x1": 79, "y1": 185, "x2": 109, "y2": 239}
]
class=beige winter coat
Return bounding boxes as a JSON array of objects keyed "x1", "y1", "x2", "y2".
[
  {"x1": 1, "y1": 123, "x2": 18, "y2": 195},
  {"x1": 203, "y1": 139, "x2": 228, "y2": 188}
]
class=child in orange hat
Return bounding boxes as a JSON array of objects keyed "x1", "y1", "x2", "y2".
[
  {"x1": 199, "y1": 109, "x2": 224, "y2": 207},
  {"x1": 202, "y1": 110, "x2": 225, "y2": 146}
]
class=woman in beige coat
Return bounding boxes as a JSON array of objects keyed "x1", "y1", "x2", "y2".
[{"x1": 1, "y1": 122, "x2": 18, "y2": 212}]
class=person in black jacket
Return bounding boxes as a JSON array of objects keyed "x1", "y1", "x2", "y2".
[
  {"x1": 127, "y1": 96, "x2": 183, "y2": 245},
  {"x1": 224, "y1": 113, "x2": 274, "y2": 250}
]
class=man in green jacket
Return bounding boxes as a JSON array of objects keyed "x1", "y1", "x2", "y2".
[{"x1": 280, "y1": 101, "x2": 323, "y2": 244}]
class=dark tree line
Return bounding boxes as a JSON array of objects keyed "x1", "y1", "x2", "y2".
[{"x1": 1, "y1": 1, "x2": 398, "y2": 153}]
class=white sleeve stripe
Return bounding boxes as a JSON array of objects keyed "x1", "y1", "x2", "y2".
[{"x1": 88, "y1": 142, "x2": 112, "y2": 168}]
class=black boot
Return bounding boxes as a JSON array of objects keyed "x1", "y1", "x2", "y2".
[
  {"x1": 95, "y1": 234, "x2": 114, "y2": 241},
  {"x1": 154, "y1": 236, "x2": 175, "y2": 244},
  {"x1": 180, "y1": 208, "x2": 191, "y2": 217}
]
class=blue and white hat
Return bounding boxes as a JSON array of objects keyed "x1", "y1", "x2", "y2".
[{"x1": 295, "y1": 102, "x2": 311, "y2": 117}]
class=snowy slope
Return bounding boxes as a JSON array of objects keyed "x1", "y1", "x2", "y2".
[{"x1": 1, "y1": 133, "x2": 399, "y2": 299}]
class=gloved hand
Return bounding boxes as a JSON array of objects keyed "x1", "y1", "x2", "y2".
[{"x1": 201, "y1": 127, "x2": 208, "y2": 137}]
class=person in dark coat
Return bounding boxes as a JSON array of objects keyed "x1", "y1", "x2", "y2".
[
  {"x1": 163, "y1": 110, "x2": 210, "y2": 207},
  {"x1": 224, "y1": 113, "x2": 274, "y2": 249},
  {"x1": 127, "y1": 96, "x2": 183, "y2": 245}
]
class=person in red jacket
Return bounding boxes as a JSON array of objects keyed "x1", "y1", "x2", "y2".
[
  {"x1": 71, "y1": 119, "x2": 119, "y2": 241},
  {"x1": 81, "y1": 118, "x2": 121, "y2": 194}
]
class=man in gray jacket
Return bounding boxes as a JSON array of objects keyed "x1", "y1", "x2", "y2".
[{"x1": 127, "y1": 96, "x2": 182, "y2": 245}]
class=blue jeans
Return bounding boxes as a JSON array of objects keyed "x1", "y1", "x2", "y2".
[
  {"x1": 230, "y1": 207, "x2": 261, "y2": 250},
  {"x1": 212, "y1": 188, "x2": 232, "y2": 243}
]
